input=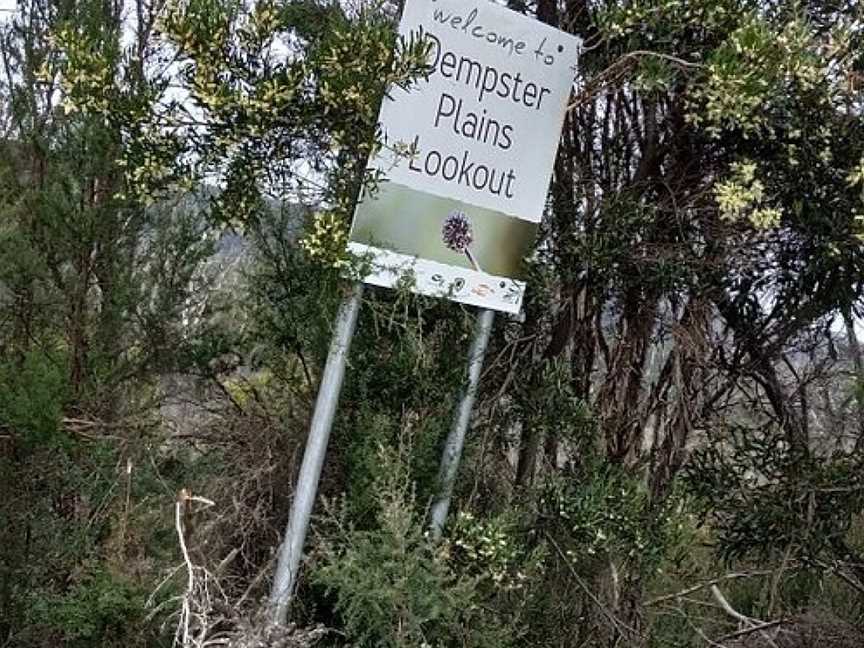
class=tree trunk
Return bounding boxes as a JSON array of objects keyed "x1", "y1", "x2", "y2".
[
  {"x1": 842, "y1": 307, "x2": 864, "y2": 451},
  {"x1": 515, "y1": 362, "x2": 546, "y2": 489}
]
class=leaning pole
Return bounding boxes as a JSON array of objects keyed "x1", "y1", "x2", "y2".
[
  {"x1": 269, "y1": 283, "x2": 363, "y2": 625},
  {"x1": 428, "y1": 308, "x2": 495, "y2": 540}
]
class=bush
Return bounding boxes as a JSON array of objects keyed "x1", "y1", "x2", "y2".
[
  {"x1": 0, "y1": 348, "x2": 68, "y2": 448},
  {"x1": 312, "y1": 438, "x2": 515, "y2": 648},
  {"x1": 24, "y1": 565, "x2": 156, "y2": 648}
]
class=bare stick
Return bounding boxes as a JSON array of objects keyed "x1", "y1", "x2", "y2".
[
  {"x1": 710, "y1": 586, "x2": 780, "y2": 648},
  {"x1": 645, "y1": 570, "x2": 780, "y2": 607},
  {"x1": 176, "y1": 493, "x2": 195, "y2": 647},
  {"x1": 715, "y1": 619, "x2": 788, "y2": 644}
]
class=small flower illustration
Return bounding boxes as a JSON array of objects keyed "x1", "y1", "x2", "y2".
[{"x1": 442, "y1": 210, "x2": 482, "y2": 272}]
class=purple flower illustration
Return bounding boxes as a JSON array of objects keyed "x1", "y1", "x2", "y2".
[{"x1": 442, "y1": 210, "x2": 482, "y2": 272}]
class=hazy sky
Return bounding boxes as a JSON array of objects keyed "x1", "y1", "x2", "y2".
[{"x1": 0, "y1": 1, "x2": 15, "y2": 23}]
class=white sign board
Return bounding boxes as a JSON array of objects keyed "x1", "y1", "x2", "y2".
[{"x1": 349, "y1": 0, "x2": 580, "y2": 313}]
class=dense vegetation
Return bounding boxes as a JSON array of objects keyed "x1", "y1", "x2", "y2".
[{"x1": 1, "y1": 0, "x2": 863, "y2": 646}]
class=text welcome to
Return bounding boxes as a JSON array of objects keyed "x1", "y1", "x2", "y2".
[{"x1": 405, "y1": 2, "x2": 573, "y2": 203}]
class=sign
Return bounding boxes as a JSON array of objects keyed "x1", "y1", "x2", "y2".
[{"x1": 348, "y1": 0, "x2": 580, "y2": 313}]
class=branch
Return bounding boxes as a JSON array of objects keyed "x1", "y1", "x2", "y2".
[
  {"x1": 175, "y1": 491, "x2": 195, "y2": 648},
  {"x1": 814, "y1": 559, "x2": 864, "y2": 595},
  {"x1": 715, "y1": 619, "x2": 788, "y2": 644},
  {"x1": 645, "y1": 570, "x2": 780, "y2": 607},
  {"x1": 568, "y1": 51, "x2": 704, "y2": 110},
  {"x1": 544, "y1": 531, "x2": 644, "y2": 645},
  {"x1": 175, "y1": 489, "x2": 216, "y2": 648},
  {"x1": 710, "y1": 585, "x2": 780, "y2": 648}
]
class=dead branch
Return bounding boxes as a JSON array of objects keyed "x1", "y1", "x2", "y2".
[
  {"x1": 710, "y1": 585, "x2": 780, "y2": 648},
  {"x1": 645, "y1": 570, "x2": 784, "y2": 607},
  {"x1": 568, "y1": 51, "x2": 704, "y2": 110}
]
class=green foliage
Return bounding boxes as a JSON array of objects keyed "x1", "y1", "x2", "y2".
[
  {"x1": 447, "y1": 511, "x2": 542, "y2": 593},
  {"x1": 331, "y1": 294, "x2": 475, "y2": 514},
  {"x1": 714, "y1": 159, "x2": 781, "y2": 228},
  {"x1": 685, "y1": 425, "x2": 864, "y2": 563},
  {"x1": 154, "y1": 0, "x2": 431, "y2": 228},
  {"x1": 512, "y1": 359, "x2": 595, "y2": 451},
  {"x1": 0, "y1": 349, "x2": 68, "y2": 448},
  {"x1": 0, "y1": 430, "x2": 186, "y2": 648},
  {"x1": 542, "y1": 461, "x2": 690, "y2": 575},
  {"x1": 314, "y1": 441, "x2": 515, "y2": 648},
  {"x1": 689, "y1": 12, "x2": 823, "y2": 138},
  {"x1": 25, "y1": 565, "x2": 153, "y2": 648}
]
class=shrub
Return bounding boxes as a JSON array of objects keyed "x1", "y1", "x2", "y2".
[
  {"x1": 312, "y1": 439, "x2": 515, "y2": 648},
  {"x1": 25, "y1": 565, "x2": 155, "y2": 648}
]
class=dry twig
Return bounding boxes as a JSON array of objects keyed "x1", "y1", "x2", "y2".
[{"x1": 710, "y1": 585, "x2": 781, "y2": 648}]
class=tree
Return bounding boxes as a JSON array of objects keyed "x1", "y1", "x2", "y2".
[
  {"x1": 0, "y1": 1, "x2": 216, "y2": 644},
  {"x1": 485, "y1": 0, "x2": 864, "y2": 643}
]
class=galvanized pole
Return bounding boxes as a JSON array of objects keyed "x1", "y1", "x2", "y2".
[
  {"x1": 428, "y1": 307, "x2": 495, "y2": 541},
  {"x1": 269, "y1": 282, "x2": 364, "y2": 625}
]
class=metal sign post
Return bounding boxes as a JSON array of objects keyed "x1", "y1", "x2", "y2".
[
  {"x1": 267, "y1": 0, "x2": 580, "y2": 624},
  {"x1": 428, "y1": 308, "x2": 495, "y2": 541},
  {"x1": 269, "y1": 282, "x2": 364, "y2": 625}
]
